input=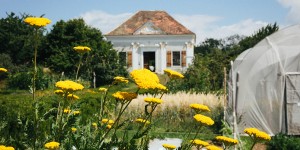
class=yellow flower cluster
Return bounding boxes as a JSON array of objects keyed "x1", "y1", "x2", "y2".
[
  {"x1": 190, "y1": 139, "x2": 209, "y2": 147},
  {"x1": 54, "y1": 90, "x2": 64, "y2": 95},
  {"x1": 63, "y1": 108, "x2": 71, "y2": 114},
  {"x1": 114, "y1": 76, "x2": 129, "y2": 83},
  {"x1": 101, "y1": 119, "x2": 115, "y2": 125},
  {"x1": 130, "y1": 69, "x2": 167, "y2": 91},
  {"x1": 67, "y1": 94, "x2": 79, "y2": 100},
  {"x1": 164, "y1": 69, "x2": 184, "y2": 79},
  {"x1": 24, "y1": 17, "x2": 51, "y2": 27},
  {"x1": 73, "y1": 46, "x2": 91, "y2": 53},
  {"x1": 144, "y1": 97, "x2": 163, "y2": 104},
  {"x1": 44, "y1": 141, "x2": 60, "y2": 150},
  {"x1": 55, "y1": 80, "x2": 84, "y2": 92},
  {"x1": 73, "y1": 110, "x2": 80, "y2": 115},
  {"x1": 135, "y1": 118, "x2": 150, "y2": 124},
  {"x1": 193, "y1": 114, "x2": 214, "y2": 126},
  {"x1": 0, "y1": 68, "x2": 7, "y2": 72},
  {"x1": 92, "y1": 122, "x2": 97, "y2": 128},
  {"x1": 190, "y1": 103, "x2": 211, "y2": 112},
  {"x1": 71, "y1": 127, "x2": 77, "y2": 133},
  {"x1": 205, "y1": 145, "x2": 222, "y2": 150},
  {"x1": 162, "y1": 144, "x2": 176, "y2": 149},
  {"x1": 112, "y1": 91, "x2": 137, "y2": 101},
  {"x1": 102, "y1": 119, "x2": 114, "y2": 129},
  {"x1": 99, "y1": 87, "x2": 108, "y2": 92},
  {"x1": 215, "y1": 136, "x2": 238, "y2": 145},
  {"x1": 0, "y1": 145, "x2": 15, "y2": 150},
  {"x1": 244, "y1": 128, "x2": 271, "y2": 141}
]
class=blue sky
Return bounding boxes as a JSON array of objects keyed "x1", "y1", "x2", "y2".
[{"x1": 1, "y1": 0, "x2": 300, "y2": 44}]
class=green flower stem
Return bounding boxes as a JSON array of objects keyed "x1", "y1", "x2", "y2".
[
  {"x1": 32, "y1": 28, "x2": 39, "y2": 150},
  {"x1": 183, "y1": 125, "x2": 202, "y2": 150},
  {"x1": 97, "y1": 99, "x2": 133, "y2": 148},
  {"x1": 250, "y1": 136, "x2": 258, "y2": 150},
  {"x1": 75, "y1": 54, "x2": 83, "y2": 81},
  {"x1": 99, "y1": 85, "x2": 111, "y2": 119}
]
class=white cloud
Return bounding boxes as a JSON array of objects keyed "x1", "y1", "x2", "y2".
[
  {"x1": 80, "y1": 10, "x2": 132, "y2": 34},
  {"x1": 278, "y1": 0, "x2": 300, "y2": 24},
  {"x1": 174, "y1": 14, "x2": 268, "y2": 44},
  {"x1": 81, "y1": 10, "x2": 268, "y2": 44}
]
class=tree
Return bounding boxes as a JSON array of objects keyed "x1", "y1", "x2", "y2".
[
  {"x1": 43, "y1": 18, "x2": 127, "y2": 86},
  {"x1": 228, "y1": 23, "x2": 279, "y2": 58},
  {"x1": 0, "y1": 12, "x2": 45, "y2": 67}
]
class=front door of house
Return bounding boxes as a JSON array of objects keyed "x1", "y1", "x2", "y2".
[{"x1": 143, "y1": 52, "x2": 155, "y2": 72}]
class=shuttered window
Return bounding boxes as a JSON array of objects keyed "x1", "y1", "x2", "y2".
[
  {"x1": 181, "y1": 51, "x2": 186, "y2": 66},
  {"x1": 167, "y1": 51, "x2": 171, "y2": 67},
  {"x1": 127, "y1": 51, "x2": 132, "y2": 67}
]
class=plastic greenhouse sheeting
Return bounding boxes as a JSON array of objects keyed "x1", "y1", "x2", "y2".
[{"x1": 226, "y1": 24, "x2": 300, "y2": 135}]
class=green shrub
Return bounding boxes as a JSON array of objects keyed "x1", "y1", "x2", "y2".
[
  {"x1": 267, "y1": 133, "x2": 300, "y2": 150},
  {"x1": 7, "y1": 67, "x2": 54, "y2": 90}
]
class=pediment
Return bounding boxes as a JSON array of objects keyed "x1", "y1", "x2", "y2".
[{"x1": 133, "y1": 21, "x2": 165, "y2": 35}]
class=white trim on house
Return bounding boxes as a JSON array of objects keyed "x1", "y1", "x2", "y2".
[{"x1": 106, "y1": 34, "x2": 195, "y2": 74}]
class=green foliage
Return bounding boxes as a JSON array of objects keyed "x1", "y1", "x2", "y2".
[
  {"x1": 0, "y1": 12, "x2": 45, "y2": 66},
  {"x1": 267, "y1": 133, "x2": 300, "y2": 150},
  {"x1": 7, "y1": 67, "x2": 53, "y2": 90},
  {"x1": 43, "y1": 18, "x2": 128, "y2": 85}
]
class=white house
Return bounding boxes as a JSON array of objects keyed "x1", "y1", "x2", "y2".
[{"x1": 105, "y1": 11, "x2": 196, "y2": 74}]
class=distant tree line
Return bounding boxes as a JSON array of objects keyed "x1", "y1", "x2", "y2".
[
  {"x1": 0, "y1": 12, "x2": 127, "y2": 89},
  {"x1": 167, "y1": 23, "x2": 279, "y2": 93}
]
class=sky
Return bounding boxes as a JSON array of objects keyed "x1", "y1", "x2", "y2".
[{"x1": 1, "y1": 0, "x2": 300, "y2": 44}]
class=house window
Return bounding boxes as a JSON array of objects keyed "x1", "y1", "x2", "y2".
[{"x1": 172, "y1": 51, "x2": 181, "y2": 66}]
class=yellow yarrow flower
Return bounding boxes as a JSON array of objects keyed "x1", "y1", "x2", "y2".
[
  {"x1": 73, "y1": 110, "x2": 80, "y2": 115},
  {"x1": 44, "y1": 141, "x2": 60, "y2": 150},
  {"x1": 0, "y1": 68, "x2": 7, "y2": 72},
  {"x1": 135, "y1": 118, "x2": 150, "y2": 124},
  {"x1": 92, "y1": 122, "x2": 97, "y2": 128},
  {"x1": 112, "y1": 91, "x2": 137, "y2": 101},
  {"x1": 130, "y1": 69, "x2": 167, "y2": 91},
  {"x1": 73, "y1": 46, "x2": 91, "y2": 53},
  {"x1": 101, "y1": 119, "x2": 114, "y2": 125},
  {"x1": 114, "y1": 76, "x2": 129, "y2": 83},
  {"x1": 162, "y1": 143, "x2": 176, "y2": 150},
  {"x1": 244, "y1": 128, "x2": 271, "y2": 141},
  {"x1": 24, "y1": 17, "x2": 51, "y2": 28},
  {"x1": 67, "y1": 94, "x2": 80, "y2": 100},
  {"x1": 164, "y1": 69, "x2": 184, "y2": 79},
  {"x1": 63, "y1": 108, "x2": 71, "y2": 114},
  {"x1": 99, "y1": 87, "x2": 108, "y2": 92},
  {"x1": 54, "y1": 90, "x2": 64, "y2": 95},
  {"x1": 216, "y1": 136, "x2": 238, "y2": 145},
  {"x1": 106, "y1": 124, "x2": 112, "y2": 129},
  {"x1": 0, "y1": 145, "x2": 15, "y2": 150},
  {"x1": 205, "y1": 145, "x2": 222, "y2": 150},
  {"x1": 190, "y1": 139, "x2": 209, "y2": 147},
  {"x1": 55, "y1": 80, "x2": 84, "y2": 92},
  {"x1": 144, "y1": 97, "x2": 163, "y2": 104},
  {"x1": 193, "y1": 114, "x2": 214, "y2": 126},
  {"x1": 71, "y1": 127, "x2": 77, "y2": 133},
  {"x1": 190, "y1": 103, "x2": 211, "y2": 112}
]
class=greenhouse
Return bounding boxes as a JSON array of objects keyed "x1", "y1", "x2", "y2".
[{"x1": 227, "y1": 24, "x2": 300, "y2": 135}]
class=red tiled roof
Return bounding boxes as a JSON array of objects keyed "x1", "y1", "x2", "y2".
[{"x1": 106, "y1": 11, "x2": 195, "y2": 36}]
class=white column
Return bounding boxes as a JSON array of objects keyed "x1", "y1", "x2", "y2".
[
  {"x1": 131, "y1": 42, "x2": 140, "y2": 70},
  {"x1": 159, "y1": 42, "x2": 167, "y2": 74},
  {"x1": 185, "y1": 42, "x2": 194, "y2": 67}
]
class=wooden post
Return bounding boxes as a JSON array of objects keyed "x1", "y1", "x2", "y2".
[{"x1": 223, "y1": 67, "x2": 227, "y2": 122}]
